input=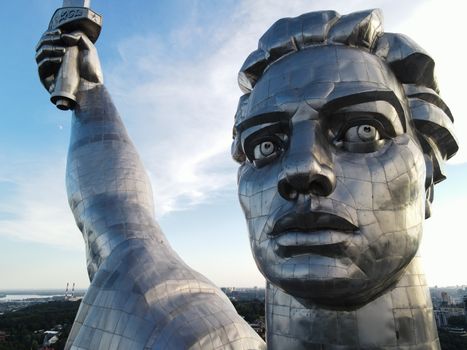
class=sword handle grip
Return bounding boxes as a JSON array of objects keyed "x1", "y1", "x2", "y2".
[
  {"x1": 50, "y1": 45, "x2": 80, "y2": 110},
  {"x1": 47, "y1": 6, "x2": 102, "y2": 111}
]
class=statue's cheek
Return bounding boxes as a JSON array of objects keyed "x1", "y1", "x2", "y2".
[
  {"x1": 376, "y1": 136, "x2": 426, "y2": 211},
  {"x1": 335, "y1": 136, "x2": 425, "y2": 212}
]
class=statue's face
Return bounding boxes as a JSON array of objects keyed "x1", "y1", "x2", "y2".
[{"x1": 236, "y1": 46, "x2": 426, "y2": 306}]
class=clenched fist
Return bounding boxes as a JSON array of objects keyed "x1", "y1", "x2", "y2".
[{"x1": 35, "y1": 28, "x2": 103, "y2": 109}]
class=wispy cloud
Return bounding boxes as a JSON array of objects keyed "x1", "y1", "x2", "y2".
[
  {"x1": 105, "y1": 0, "x2": 384, "y2": 216},
  {"x1": 105, "y1": 0, "x2": 467, "y2": 219}
]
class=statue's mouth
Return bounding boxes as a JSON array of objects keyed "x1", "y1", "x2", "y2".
[
  {"x1": 270, "y1": 211, "x2": 357, "y2": 236},
  {"x1": 269, "y1": 211, "x2": 358, "y2": 258},
  {"x1": 273, "y1": 232, "x2": 351, "y2": 258}
]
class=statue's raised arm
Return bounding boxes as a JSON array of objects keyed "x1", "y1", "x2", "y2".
[{"x1": 35, "y1": 9, "x2": 265, "y2": 350}]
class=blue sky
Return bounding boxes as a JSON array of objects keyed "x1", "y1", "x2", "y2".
[{"x1": 0, "y1": 0, "x2": 466, "y2": 290}]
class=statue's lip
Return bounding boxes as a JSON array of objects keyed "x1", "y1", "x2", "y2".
[{"x1": 269, "y1": 211, "x2": 358, "y2": 237}]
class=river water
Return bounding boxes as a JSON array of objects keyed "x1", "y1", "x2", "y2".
[{"x1": 0, "y1": 294, "x2": 63, "y2": 302}]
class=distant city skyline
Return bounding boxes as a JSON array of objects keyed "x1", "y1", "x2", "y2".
[{"x1": 0, "y1": 0, "x2": 466, "y2": 289}]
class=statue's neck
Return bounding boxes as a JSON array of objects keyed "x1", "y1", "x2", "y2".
[{"x1": 265, "y1": 257, "x2": 440, "y2": 349}]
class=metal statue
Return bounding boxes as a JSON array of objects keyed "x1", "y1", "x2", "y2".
[{"x1": 36, "y1": 5, "x2": 457, "y2": 350}]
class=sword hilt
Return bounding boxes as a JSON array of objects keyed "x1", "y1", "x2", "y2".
[{"x1": 48, "y1": 6, "x2": 102, "y2": 43}]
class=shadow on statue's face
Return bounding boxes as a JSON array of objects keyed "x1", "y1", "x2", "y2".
[{"x1": 236, "y1": 45, "x2": 427, "y2": 307}]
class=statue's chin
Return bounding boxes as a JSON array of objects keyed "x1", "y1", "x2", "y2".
[{"x1": 265, "y1": 267, "x2": 408, "y2": 310}]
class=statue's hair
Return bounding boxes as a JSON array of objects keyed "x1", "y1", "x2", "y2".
[{"x1": 233, "y1": 9, "x2": 458, "y2": 214}]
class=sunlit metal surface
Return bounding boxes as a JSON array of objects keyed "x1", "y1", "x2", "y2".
[
  {"x1": 233, "y1": 9, "x2": 457, "y2": 349},
  {"x1": 35, "y1": 6, "x2": 457, "y2": 350}
]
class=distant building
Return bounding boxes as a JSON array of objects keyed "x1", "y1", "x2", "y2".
[
  {"x1": 249, "y1": 319, "x2": 265, "y2": 340},
  {"x1": 441, "y1": 291, "x2": 452, "y2": 306},
  {"x1": 222, "y1": 287, "x2": 266, "y2": 301},
  {"x1": 0, "y1": 331, "x2": 8, "y2": 342},
  {"x1": 434, "y1": 309, "x2": 448, "y2": 328},
  {"x1": 434, "y1": 306, "x2": 465, "y2": 328},
  {"x1": 440, "y1": 307, "x2": 464, "y2": 317},
  {"x1": 41, "y1": 330, "x2": 60, "y2": 349}
]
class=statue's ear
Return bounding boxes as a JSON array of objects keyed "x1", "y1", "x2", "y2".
[{"x1": 424, "y1": 153, "x2": 434, "y2": 219}]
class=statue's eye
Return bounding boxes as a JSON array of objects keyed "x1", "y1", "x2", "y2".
[
  {"x1": 336, "y1": 122, "x2": 387, "y2": 153},
  {"x1": 244, "y1": 133, "x2": 288, "y2": 167},
  {"x1": 254, "y1": 140, "x2": 276, "y2": 159},
  {"x1": 242, "y1": 122, "x2": 289, "y2": 167},
  {"x1": 344, "y1": 124, "x2": 380, "y2": 142}
]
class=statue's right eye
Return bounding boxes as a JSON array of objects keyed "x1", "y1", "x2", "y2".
[
  {"x1": 253, "y1": 140, "x2": 278, "y2": 160},
  {"x1": 244, "y1": 133, "x2": 288, "y2": 167}
]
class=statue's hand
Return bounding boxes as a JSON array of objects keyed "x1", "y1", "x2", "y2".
[{"x1": 35, "y1": 28, "x2": 103, "y2": 94}]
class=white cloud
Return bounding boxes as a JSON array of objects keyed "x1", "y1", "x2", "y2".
[
  {"x1": 103, "y1": 0, "x2": 376, "y2": 216},
  {"x1": 104, "y1": 0, "x2": 467, "y2": 220}
]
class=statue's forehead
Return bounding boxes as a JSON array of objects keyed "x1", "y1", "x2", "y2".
[{"x1": 244, "y1": 45, "x2": 403, "y2": 119}]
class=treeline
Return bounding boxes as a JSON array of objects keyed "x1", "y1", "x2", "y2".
[
  {"x1": 231, "y1": 298, "x2": 264, "y2": 323},
  {"x1": 0, "y1": 300, "x2": 80, "y2": 350},
  {"x1": 3, "y1": 298, "x2": 465, "y2": 349},
  {"x1": 0, "y1": 299, "x2": 265, "y2": 349}
]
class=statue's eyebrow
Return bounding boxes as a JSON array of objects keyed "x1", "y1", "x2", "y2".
[
  {"x1": 321, "y1": 90, "x2": 407, "y2": 132},
  {"x1": 235, "y1": 111, "x2": 290, "y2": 134}
]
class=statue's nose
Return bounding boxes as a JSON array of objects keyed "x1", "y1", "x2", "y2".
[{"x1": 277, "y1": 121, "x2": 336, "y2": 200}]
